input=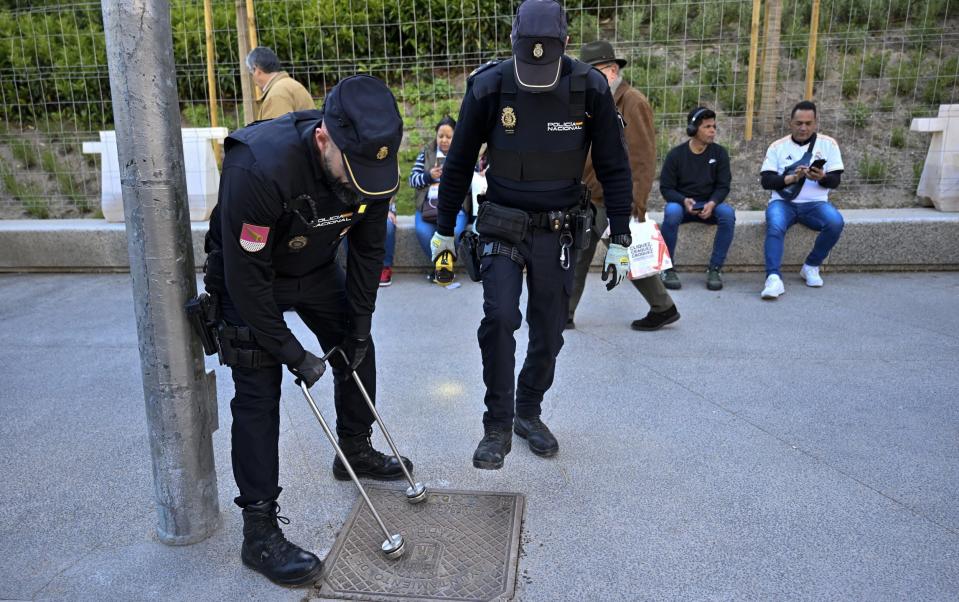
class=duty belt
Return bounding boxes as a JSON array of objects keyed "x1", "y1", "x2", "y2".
[{"x1": 527, "y1": 207, "x2": 576, "y2": 232}]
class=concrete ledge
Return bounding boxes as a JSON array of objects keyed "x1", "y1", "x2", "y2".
[{"x1": 1, "y1": 209, "x2": 958, "y2": 272}]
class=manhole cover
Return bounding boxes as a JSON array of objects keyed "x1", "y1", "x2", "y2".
[{"x1": 316, "y1": 486, "x2": 525, "y2": 601}]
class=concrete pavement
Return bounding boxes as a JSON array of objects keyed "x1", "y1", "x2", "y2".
[{"x1": 1, "y1": 271, "x2": 957, "y2": 600}]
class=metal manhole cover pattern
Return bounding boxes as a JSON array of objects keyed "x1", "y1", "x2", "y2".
[{"x1": 318, "y1": 487, "x2": 525, "y2": 601}]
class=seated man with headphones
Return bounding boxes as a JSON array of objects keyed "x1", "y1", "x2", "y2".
[{"x1": 658, "y1": 106, "x2": 735, "y2": 291}]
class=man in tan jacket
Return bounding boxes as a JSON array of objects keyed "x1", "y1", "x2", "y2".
[
  {"x1": 246, "y1": 47, "x2": 315, "y2": 121},
  {"x1": 569, "y1": 40, "x2": 680, "y2": 331}
]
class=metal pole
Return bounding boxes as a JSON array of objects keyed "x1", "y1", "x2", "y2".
[
  {"x1": 745, "y1": 0, "x2": 762, "y2": 141},
  {"x1": 235, "y1": 0, "x2": 256, "y2": 124},
  {"x1": 804, "y1": 0, "x2": 821, "y2": 100},
  {"x1": 101, "y1": 0, "x2": 220, "y2": 546},
  {"x1": 203, "y1": 0, "x2": 221, "y2": 162}
]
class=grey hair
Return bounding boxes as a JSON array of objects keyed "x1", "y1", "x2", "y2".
[{"x1": 245, "y1": 47, "x2": 281, "y2": 73}]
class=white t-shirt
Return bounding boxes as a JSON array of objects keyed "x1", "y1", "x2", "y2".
[{"x1": 761, "y1": 134, "x2": 844, "y2": 203}]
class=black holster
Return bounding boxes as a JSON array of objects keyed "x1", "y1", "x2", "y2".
[
  {"x1": 571, "y1": 186, "x2": 594, "y2": 250},
  {"x1": 185, "y1": 292, "x2": 220, "y2": 356},
  {"x1": 458, "y1": 230, "x2": 482, "y2": 282}
]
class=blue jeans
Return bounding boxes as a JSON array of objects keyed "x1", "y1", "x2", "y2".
[
  {"x1": 414, "y1": 209, "x2": 468, "y2": 260},
  {"x1": 764, "y1": 200, "x2": 844, "y2": 276},
  {"x1": 660, "y1": 201, "x2": 736, "y2": 269},
  {"x1": 384, "y1": 217, "x2": 396, "y2": 267}
]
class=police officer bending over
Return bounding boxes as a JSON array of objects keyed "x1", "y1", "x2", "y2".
[
  {"x1": 204, "y1": 75, "x2": 412, "y2": 586},
  {"x1": 431, "y1": 0, "x2": 635, "y2": 470}
]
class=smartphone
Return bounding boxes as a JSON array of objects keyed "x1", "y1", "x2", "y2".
[
  {"x1": 810, "y1": 158, "x2": 826, "y2": 170},
  {"x1": 691, "y1": 201, "x2": 707, "y2": 212}
]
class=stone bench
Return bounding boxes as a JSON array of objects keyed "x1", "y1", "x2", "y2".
[{"x1": 1, "y1": 209, "x2": 957, "y2": 272}]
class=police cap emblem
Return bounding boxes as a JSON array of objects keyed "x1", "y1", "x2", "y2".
[
  {"x1": 376, "y1": 146, "x2": 388, "y2": 160},
  {"x1": 533, "y1": 43, "x2": 544, "y2": 59}
]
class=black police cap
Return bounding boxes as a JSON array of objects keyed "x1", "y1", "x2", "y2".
[
  {"x1": 323, "y1": 75, "x2": 403, "y2": 199},
  {"x1": 511, "y1": 0, "x2": 568, "y2": 93}
]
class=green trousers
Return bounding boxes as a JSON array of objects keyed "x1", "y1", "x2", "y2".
[{"x1": 569, "y1": 202, "x2": 675, "y2": 320}]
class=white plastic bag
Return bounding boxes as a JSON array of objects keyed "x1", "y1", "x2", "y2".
[{"x1": 627, "y1": 219, "x2": 672, "y2": 279}]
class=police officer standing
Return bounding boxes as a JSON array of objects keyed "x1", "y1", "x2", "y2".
[
  {"x1": 204, "y1": 75, "x2": 412, "y2": 586},
  {"x1": 431, "y1": 0, "x2": 634, "y2": 470}
]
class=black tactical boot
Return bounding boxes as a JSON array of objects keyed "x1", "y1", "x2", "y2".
[
  {"x1": 240, "y1": 501, "x2": 322, "y2": 587},
  {"x1": 332, "y1": 434, "x2": 413, "y2": 481},
  {"x1": 513, "y1": 416, "x2": 559, "y2": 457},
  {"x1": 472, "y1": 426, "x2": 512, "y2": 469}
]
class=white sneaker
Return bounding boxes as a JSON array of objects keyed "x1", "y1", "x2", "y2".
[
  {"x1": 761, "y1": 274, "x2": 785, "y2": 299},
  {"x1": 800, "y1": 264, "x2": 824, "y2": 287}
]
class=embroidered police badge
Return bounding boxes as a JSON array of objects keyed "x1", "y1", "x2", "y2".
[
  {"x1": 501, "y1": 106, "x2": 517, "y2": 135},
  {"x1": 287, "y1": 235, "x2": 308, "y2": 251},
  {"x1": 533, "y1": 43, "x2": 544, "y2": 59}
]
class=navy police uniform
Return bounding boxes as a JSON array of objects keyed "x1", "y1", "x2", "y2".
[
  {"x1": 204, "y1": 75, "x2": 408, "y2": 588},
  {"x1": 205, "y1": 110, "x2": 384, "y2": 505},
  {"x1": 436, "y1": 53, "x2": 634, "y2": 432}
]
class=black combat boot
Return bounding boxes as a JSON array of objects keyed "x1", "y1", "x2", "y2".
[
  {"x1": 472, "y1": 425, "x2": 512, "y2": 469},
  {"x1": 514, "y1": 416, "x2": 559, "y2": 457},
  {"x1": 332, "y1": 434, "x2": 413, "y2": 481},
  {"x1": 240, "y1": 501, "x2": 322, "y2": 587}
]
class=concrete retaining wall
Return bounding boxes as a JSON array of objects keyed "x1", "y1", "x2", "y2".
[{"x1": 1, "y1": 208, "x2": 957, "y2": 272}]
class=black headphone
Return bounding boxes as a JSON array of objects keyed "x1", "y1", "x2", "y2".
[{"x1": 686, "y1": 107, "x2": 708, "y2": 137}]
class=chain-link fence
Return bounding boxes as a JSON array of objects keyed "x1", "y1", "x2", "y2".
[{"x1": 0, "y1": 0, "x2": 955, "y2": 218}]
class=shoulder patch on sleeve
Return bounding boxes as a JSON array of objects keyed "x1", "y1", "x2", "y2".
[{"x1": 240, "y1": 223, "x2": 270, "y2": 252}]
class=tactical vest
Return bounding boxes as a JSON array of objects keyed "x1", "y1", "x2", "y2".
[{"x1": 486, "y1": 58, "x2": 592, "y2": 182}]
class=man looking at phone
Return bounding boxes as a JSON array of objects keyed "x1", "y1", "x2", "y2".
[
  {"x1": 759, "y1": 100, "x2": 845, "y2": 299},
  {"x1": 659, "y1": 106, "x2": 734, "y2": 290}
]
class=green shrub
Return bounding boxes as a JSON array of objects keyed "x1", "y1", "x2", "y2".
[
  {"x1": 10, "y1": 138, "x2": 39, "y2": 168},
  {"x1": 878, "y1": 95, "x2": 896, "y2": 113},
  {"x1": 893, "y1": 57, "x2": 920, "y2": 97},
  {"x1": 40, "y1": 147, "x2": 88, "y2": 208},
  {"x1": 716, "y1": 83, "x2": 746, "y2": 113},
  {"x1": 859, "y1": 157, "x2": 887, "y2": 184},
  {"x1": 649, "y1": 1, "x2": 693, "y2": 44},
  {"x1": 615, "y1": 6, "x2": 651, "y2": 41},
  {"x1": 863, "y1": 51, "x2": 888, "y2": 79},
  {"x1": 913, "y1": 159, "x2": 925, "y2": 188},
  {"x1": 0, "y1": 162, "x2": 47, "y2": 217},
  {"x1": 841, "y1": 75, "x2": 861, "y2": 99},
  {"x1": 847, "y1": 102, "x2": 869, "y2": 129},
  {"x1": 921, "y1": 56, "x2": 959, "y2": 105},
  {"x1": 890, "y1": 127, "x2": 907, "y2": 149}
]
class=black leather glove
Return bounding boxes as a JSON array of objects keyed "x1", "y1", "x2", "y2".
[
  {"x1": 342, "y1": 335, "x2": 369, "y2": 371},
  {"x1": 289, "y1": 351, "x2": 326, "y2": 388}
]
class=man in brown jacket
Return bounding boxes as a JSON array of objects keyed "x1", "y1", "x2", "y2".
[
  {"x1": 246, "y1": 47, "x2": 315, "y2": 121},
  {"x1": 569, "y1": 40, "x2": 680, "y2": 331}
]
